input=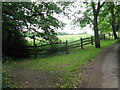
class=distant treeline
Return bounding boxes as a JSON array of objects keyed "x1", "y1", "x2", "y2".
[{"x1": 57, "y1": 32, "x2": 87, "y2": 35}]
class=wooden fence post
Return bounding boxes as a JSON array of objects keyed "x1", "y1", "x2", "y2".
[
  {"x1": 103, "y1": 34, "x2": 106, "y2": 40},
  {"x1": 91, "y1": 36, "x2": 93, "y2": 45},
  {"x1": 60, "y1": 40, "x2": 62, "y2": 44},
  {"x1": 108, "y1": 33, "x2": 110, "y2": 40},
  {"x1": 34, "y1": 44, "x2": 37, "y2": 58},
  {"x1": 33, "y1": 34, "x2": 37, "y2": 58},
  {"x1": 81, "y1": 38, "x2": 83, "y2": 49},
  {"x1": 65, "y1": 40, "x2": 69, "y2": 54},
  {"x1": 112, "y1": 33, "x2": 114, "y2": 38}
]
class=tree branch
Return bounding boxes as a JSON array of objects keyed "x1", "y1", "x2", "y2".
[
  {"x1": 98, "y1": 2, "x2": 100, "y2": 9},
  {"x1": 92, "y1": 2, "x2": 96, "y2": 15},
  {"x1": 100, "y1": 2, "x2": 105, "y2": 8},
  {"x1": 97, "y1": 2, "x2": 105, "y2": 16}
]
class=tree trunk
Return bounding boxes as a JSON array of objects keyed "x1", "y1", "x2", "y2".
[
  {"x1": 92, "y1": 2, "x2": 101, "y2": 48},
  {"x1": 94, "y1": 14, "x2": 101, "y2": 48},
  {"x1": 112, "y1": 26, "x2": 118, "y2": 39},
  {"x1": 110, "y1": 3, "x2": 118, "y2": 39}
]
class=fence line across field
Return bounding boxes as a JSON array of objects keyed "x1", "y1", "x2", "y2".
[{"x1": 27, "y1": 33, "x2": 112, "y2": 58}]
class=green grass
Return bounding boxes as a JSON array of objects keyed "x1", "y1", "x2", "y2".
[
  {"x1": 57, "y1": 34, "x2": 91, "y2": 42},
  {"x1": 6, "y1": 39, "x2": 118, "y2": 88}
]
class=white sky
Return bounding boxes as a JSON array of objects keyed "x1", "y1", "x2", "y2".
[
  {"x1": 53, "y1": 2, "x2": 94, "y2": 35},
  {"x1": 28, "y1": 1, "x2": 94, "y2": 35}
]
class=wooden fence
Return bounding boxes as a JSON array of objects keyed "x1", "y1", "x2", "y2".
[{"x1": 27, "y1": 33, "x2": 112, "y2": 58}]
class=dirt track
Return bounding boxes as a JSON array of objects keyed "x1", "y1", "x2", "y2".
[
  {"x1": 11, "y1": 67, "x2": 58, "y2": 88},
  {"x1": 81, "y1": 43, "x2": 119, "y2": 88}
]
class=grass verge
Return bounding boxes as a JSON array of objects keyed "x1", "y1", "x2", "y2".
[{"x1": 4, "y1": 39, "x2": 118, "y2": 88}]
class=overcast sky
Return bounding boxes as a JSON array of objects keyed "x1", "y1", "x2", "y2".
[
  {"x1": 53, "y1": 2, "x2": 94, "y2": 35},
  {"x1": 29, "y1": 1, "x2": 94, "y2": 35}
]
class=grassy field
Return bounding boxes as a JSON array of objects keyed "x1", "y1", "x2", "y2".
[
  {"x1": 26, "y1": 34, "x2": 115, "y2": 46},
  {"x1": 26, "y1": 34, "x2": 91, "y2": 46},
  {"x1": 57, "y1": 34, "x2": 91, "y2": 42},
  {"x1": 5, "y1": 39, "x2": 118, "y2": 88}
]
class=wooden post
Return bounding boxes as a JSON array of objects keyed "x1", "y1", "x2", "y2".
[
  {"x1": 91, "y1": 36, "x2": 93, "y2": 45},
  {"x1": 99, "y1": 34, "x2": 101, "y2": 40},
  {"x1": 81, "y1": 38, "x2": 83, "y2": 49},
  {"x1": 100, "y1": 32, "x2": 103, "y2": 40},
  {"x1": 34, "y1": 44, "x2": 37, "y2": 58},
  {"x1": 111, "y1": 33, "x2": 113, "y2": 38},
  {"x1": 103, "y1": 34, "x2": 106, "y2": 40},
  {"x1": 93, "y1": 36, "x2": 95, "y2": 42},
  {"x1": 60, "y1": 40, "x2": 62, "y2": 44},
  {"x1": 33, "y1": 34, "x2": 37, "y2": 58},
  {"x1": 65, "y1": 40, "x2": 69, "y2": 54},
  {"x1": 33, "y1": 35, "x2": 35, "y2": 46},
  {"x1": 101, "y1": 34, "x2": 103, "y2": 40},
  {"x1": 108, "y1": 33, "x2": 110, "y2": 40}
]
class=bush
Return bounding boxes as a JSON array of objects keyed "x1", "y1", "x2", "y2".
[
  {"x1": 47, "y1": 44, "x2": 59, "y2": 53},
  {"x1": 2, "y1": 56, "x2": 13, "y2": 64},
  {"x1": 2, "y1": 34, "x2": 29, "y2": 58},
  {"x1": 2, "y1": 66, "x2": 16, "y2": 88}
]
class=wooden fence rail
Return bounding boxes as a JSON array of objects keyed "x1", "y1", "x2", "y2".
[{"x1": 28, "y1": 33, "x2": 112, "y2": 58}]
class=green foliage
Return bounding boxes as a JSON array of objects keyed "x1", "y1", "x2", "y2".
[
  {"x1": 78, "y1": 3, "x2": 93, "y2": 28},
  {"x1": 2, "y1": 2, "x2": 63, "y2": 58},
  {"x1": 79, "y1": 9, "x2": 93, "y2": 28},
  {"x1": 47, "y1": 44, "x2": 59, "y2": 53},
  {"x1": 2, "y1": 2, "x2": 30, "y2": 58},
  {"x1": 98, "y1": 2, "x2": 120, "y2": 33},
  {"x1": 2, "y1": 56, "x2": 13, "y2": 64},
  {"x1": 2, "y1": 66, "x2": 16, "y2": 88}
]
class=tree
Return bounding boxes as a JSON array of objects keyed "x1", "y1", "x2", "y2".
[
  {"x1": 2, "y1": 2, "x2": 29, "y2": 58},
  {"x1": 91, "y1": 2, "x2": 105, "y2": 48},
  {"x1": 98, "y1": 2, "x2": 120, "y2": 39},
  {"x1": 109, "y1": 2, "x2": 119, "y2": 39},
  {"x1": 79, "y1": 2, "x2": 105, "y2": 48},
  {"x1": 2, "y1": 2, "x2": 63, "y2": 58}
]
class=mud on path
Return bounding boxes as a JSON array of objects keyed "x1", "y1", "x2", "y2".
[
  {"x1": 81, "y1": 43, "x2": 119, "y2": 88},
  {"x1": 11, "y1": 67, "x2": 59, "y2": 88}
]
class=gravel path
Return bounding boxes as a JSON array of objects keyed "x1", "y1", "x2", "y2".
[{"x1": 81, "y1": 43, "x2": 119, "y2": 88}]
